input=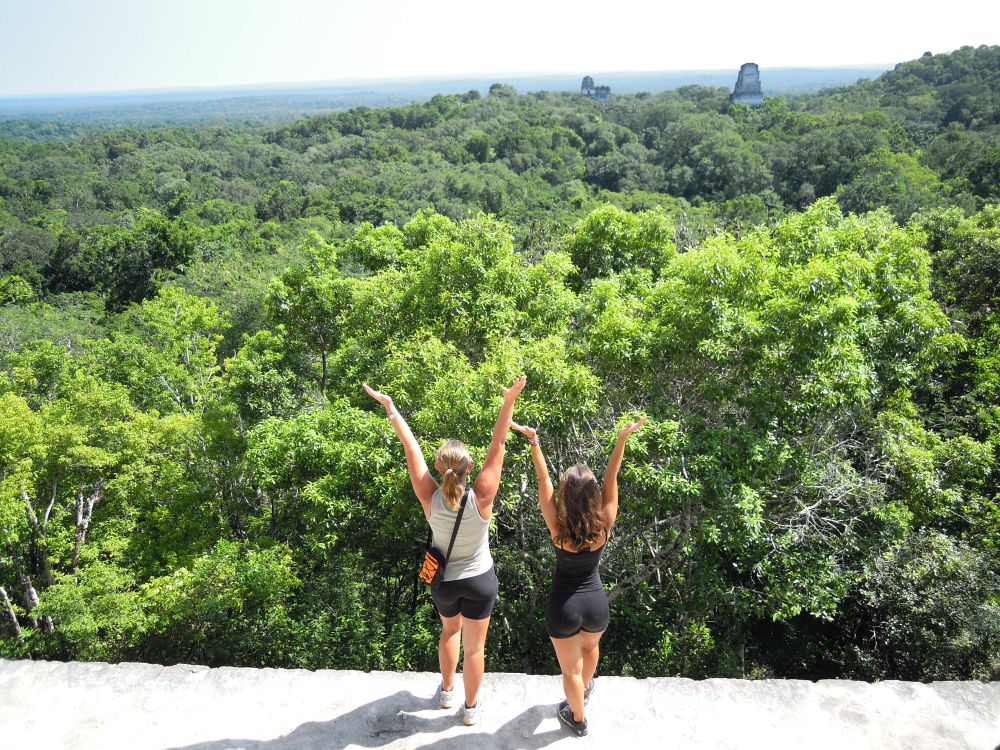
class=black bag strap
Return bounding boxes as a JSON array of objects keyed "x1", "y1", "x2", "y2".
[
  {"x1": 443, "y1": 487, "x2": 470, "y2": 563},
  {"x1": 425, "y1": 486, "x2": 470, "y2": 563}
]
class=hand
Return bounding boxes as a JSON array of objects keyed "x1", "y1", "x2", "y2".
[
  {"x1": 363, "y1": 383, "x2": 395, "y2": 413},
  {"x1": 509, "y1": 420, "x2": 538, "y2": 443},
  {"x1": 618, "y1": 415, "x2": 647, "y2": 439},
  {"x1": 502, "y1": 375, "x2": 527, "y2": 401}
]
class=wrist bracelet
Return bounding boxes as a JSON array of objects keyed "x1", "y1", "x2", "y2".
[
  {"x1": 529, "y1": 437, "x2": 539, "y2": 446},
  {"x1": 387, "y1": 411, "x2": 399, "y2": 420}
]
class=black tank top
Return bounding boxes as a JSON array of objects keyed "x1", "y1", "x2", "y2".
[{"x1": 551, "y1": 539, "x2": 606, "y2": 593}]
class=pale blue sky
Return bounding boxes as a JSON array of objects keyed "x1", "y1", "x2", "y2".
[{"x1": 1, "y1": 0, "x2": 996, "y2": 97}]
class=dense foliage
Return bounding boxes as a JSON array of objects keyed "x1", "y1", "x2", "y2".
[{"x1": 1, "y1": 46, "x2": 998, "y2": 681}]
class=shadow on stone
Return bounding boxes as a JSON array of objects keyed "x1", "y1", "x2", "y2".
[{"x1": 164, "y1": 689, "x2": 565, "y2": 750}]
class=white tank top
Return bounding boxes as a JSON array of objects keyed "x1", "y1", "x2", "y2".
[{"x1": 428, "y1": 487, "x2": 492, "y2": 581}]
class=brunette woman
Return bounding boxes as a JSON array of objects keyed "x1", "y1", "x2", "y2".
[{"x1": 511, "y1": 416, "x2": 645, "y2": 736}]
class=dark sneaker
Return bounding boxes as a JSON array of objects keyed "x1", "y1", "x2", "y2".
[
  {"x1": 558, "y1": 678, "x2": 595, "y2": 715},
  {"x1": 558, "y1": 703, "x2": 588, "y2": 736}
]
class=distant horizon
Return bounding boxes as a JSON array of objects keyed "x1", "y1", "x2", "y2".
[
  {"x1": 2, "y1": 0, "x2": 994, "y2": 98},
  {"x1": 0, "y1": 61, "x2": 898, "y2": 102}
]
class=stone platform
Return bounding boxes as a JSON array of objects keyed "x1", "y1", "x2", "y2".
[{"x1": 1, "y1": 659, "x2": 998, "y2": 749}]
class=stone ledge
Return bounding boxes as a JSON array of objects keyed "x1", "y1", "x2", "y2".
[{"x1": 1, "y1": 659, "x2": 998, "y2": 749}]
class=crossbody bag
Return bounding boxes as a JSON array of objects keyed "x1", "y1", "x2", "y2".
[{"x1": 418, "y1": 487, "x2": 470, "y2": 585}]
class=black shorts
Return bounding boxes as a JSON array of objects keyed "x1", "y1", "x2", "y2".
[
  {"x1": 545, "y1": 586, "x2": 610, "y2": 639},
  {"x1": 431, "y1": 566, "x2": 499, "y2": 620}
]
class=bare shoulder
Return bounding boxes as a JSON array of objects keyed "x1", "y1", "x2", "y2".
[{"x1": 470, "y1": 486, "x2": 493, "y2": 519}]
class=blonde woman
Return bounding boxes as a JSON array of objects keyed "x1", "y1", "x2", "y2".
[
  {"x1": 363, "y1": 376, "x2": 525, "y2": 725},
  {"x1": 511, "y1": 416, "x2": 645, "y2": 736}
]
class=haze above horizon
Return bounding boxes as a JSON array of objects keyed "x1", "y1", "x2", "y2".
[{"x1": 1, "y1": 0, "x2": 996, "y2": 97}]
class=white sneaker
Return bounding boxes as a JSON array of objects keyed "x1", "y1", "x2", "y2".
[
  {"x1": 462, "y1": 700, "x2": 481, "y2": 726},
  {"x1": 439, "y1": 684, "x2": 454, "y2": 709}
]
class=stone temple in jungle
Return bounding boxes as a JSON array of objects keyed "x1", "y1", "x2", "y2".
[{"x1": 730, "y1": 62, "x2": 764, "y2": 107}]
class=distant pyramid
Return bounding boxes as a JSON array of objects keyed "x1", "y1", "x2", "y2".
[
  {"x1": 730, "y1": 63, "x2": 764, "y2": 107},
  {"x1": 581, "y1": 76, "x2": 610, "y2": 100}
]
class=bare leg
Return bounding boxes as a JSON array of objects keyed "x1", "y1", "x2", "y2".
[
  {"x1": 581, "y1": 629, "x2": 603, "y2": 688},
  {"x1": 459, "y1": 616, "x2": 491, "y2": 707},
  {"x1": 551, "y1": 635, "x2": 586, "y2": 723},
  {"x1": 439, "y1": 613, "x2": 462, "y2": 691}
]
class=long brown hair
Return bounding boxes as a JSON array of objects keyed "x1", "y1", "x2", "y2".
[
  {"x1": 436, "y1": 439, "x2": 471, "y2": 511},
  {"x1": 555, "y1": 463, "x2": 606, "y2": 550}
]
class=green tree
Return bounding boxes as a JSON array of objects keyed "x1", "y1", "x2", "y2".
[
  {"x1": 836, "y1": 149, "x2": 954, "y2": 221},
  {"x1": 562, "y1": 205, "x2": 675, "y2": 285},
  {"x1": 0, "y1": 275, "x2": 33, "y2": 306},
  {"x1": 265, "y1": 233, "x2": 353, "y2": 395}
]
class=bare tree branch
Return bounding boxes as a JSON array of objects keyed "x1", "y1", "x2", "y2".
[
  {"x1": 608, "y1": 516, "x2": 678, "y2": 554},
  {"x1": 19, "y1": 574, "x2": 52, "y2": 634},
  {"x1": 0, "y1": 585, "x2": 26, "y2": 649},
  {"x1": 607, "y1": 536, "x2": 680, "y2": 602},
  {"x1": 72, "y1": 482, "x2": 102, "y2": 570},
  {"x1": 42, "y1": 476, "x2": 60, "y2": 531},
  {"x1": 21, "y1": 492, "x2": 54, "y2": 587},
  {"x1": 22, "y1": 491, "x2": 39, "y2": 530}
]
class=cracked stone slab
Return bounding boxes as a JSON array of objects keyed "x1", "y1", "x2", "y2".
[{"x1": 1, "y1": 660, "x2": 998, "y2": 749}]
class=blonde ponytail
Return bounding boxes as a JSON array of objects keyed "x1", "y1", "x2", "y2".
[{"x1": 436, "y1": 439, "x2": 471, "y2": 511}]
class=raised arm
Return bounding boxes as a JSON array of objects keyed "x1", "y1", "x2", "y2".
[
  {"x1": 510, "y1": 421, "x2": 557, "y2": 538},
  {"x1": 363, "y1": 384, "x2": 438, "y2": 516},
  {"x1": 472, "y1": 375, "x2": 526, "y2": 513},
  {"x1": 602, "y1": 416, "x2": 647, "y2": 529}
]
